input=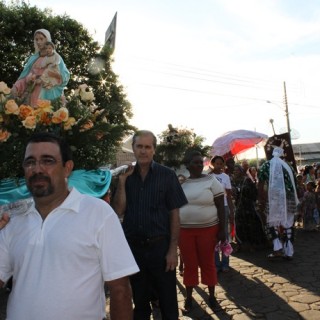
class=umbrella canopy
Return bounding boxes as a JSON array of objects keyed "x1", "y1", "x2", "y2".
[{"x1": 211, "y1": 129, "x2": 268, "y2": 158}]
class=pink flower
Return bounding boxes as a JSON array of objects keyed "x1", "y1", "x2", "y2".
[{"x1": 215, "y1": 241, "x2": 233, "y2": 257}]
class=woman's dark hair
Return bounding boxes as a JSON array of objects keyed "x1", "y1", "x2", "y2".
[
  {"x1": 234, "y1": 164, "x2": 244, "y2": 173},
  {"x1": 306, "y1": 181, "x2": 316, "y2": 189},
  {"x1": 183, "y1": 150, "x2": 202, "y2": 166},
  {"x1": 26, "y1": 132, "x2": 73, "y2": 165},
  {"x1": 303, "y1": 165, "x2": 313, "y2": 176},
  {"x1": 226, "y1": 157, "x2": 235, "y2": 166},
  {"x1": 211, "y1": 155, "x2": 224, "y2": 165},
  {"x1": 249, "y1": 166, "x2": 256, "y2": 173}
]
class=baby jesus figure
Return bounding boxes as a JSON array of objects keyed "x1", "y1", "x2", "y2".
[{"x1": 39, "y1": 41, "x2": 62, "y2": 89}]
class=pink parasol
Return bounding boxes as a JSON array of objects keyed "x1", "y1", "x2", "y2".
[{"x1": 211, "y1": 129, "x2": 268, "y2": 158}]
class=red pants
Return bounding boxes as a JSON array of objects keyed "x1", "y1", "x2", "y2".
[{"x1": 179, "y1": 225, "x2": 219, "y2": 286}]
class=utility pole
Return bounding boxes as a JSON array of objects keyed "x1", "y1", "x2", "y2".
[{"x1": 283, "y1": 81, "x2": 291, "y2": 138}]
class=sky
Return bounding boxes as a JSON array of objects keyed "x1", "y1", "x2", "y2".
[{"x1": 26, "y1": 0, "x2": 320, "y2": 155}]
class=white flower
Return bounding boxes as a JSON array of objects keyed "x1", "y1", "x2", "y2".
[
  {"x1": 79, "y1": 84, "x2": 88, "y2": 91},
  {"x1": 0, "y1": 94, "x2": 6, "y2": 104},
  {"x1": 89, "y1": 103, "x2": 99, "y2": 112},
  {"x1": 74, "y1": 84, "x2": 95, "y2": 102},
  {"x1": 0, "y1": 81, "x2": 11, "y2": 95},
  {"x1": 80, "y1": 90, "x2": 95, "y2": 102}
]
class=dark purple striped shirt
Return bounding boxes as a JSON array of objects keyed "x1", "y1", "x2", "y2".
[{"x1": 122, "y1": 161, "x2": 188, "y2": 238}]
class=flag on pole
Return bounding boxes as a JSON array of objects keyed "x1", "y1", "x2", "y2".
[
  {"x1": 105, "y1": 12, "x2": 117, "y2": 53},
  {"x1": 264, "y1": 132, "x2": 297, "y2": 172}
]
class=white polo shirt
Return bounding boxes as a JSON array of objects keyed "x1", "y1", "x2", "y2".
[{"x1": 0, "y1": 188, "x2": 139, "y2": 320}]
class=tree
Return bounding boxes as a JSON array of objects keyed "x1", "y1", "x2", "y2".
[
  {"x1": 0, "y1": 1, "x2": 135, "y2": 179},
  {"x1": 154, "y1": 124, "x2": 211, "y2": 169}
]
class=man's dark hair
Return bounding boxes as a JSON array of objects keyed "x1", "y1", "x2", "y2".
[
  {"x1": 132, "y1": 130, "x2": 157, "y2": 149},
  {"x1": 25, "y1": 132, "x2": 73, "y2": 164}
]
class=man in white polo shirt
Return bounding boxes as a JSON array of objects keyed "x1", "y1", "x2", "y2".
[{"x1": 0, "y1": 132, "x2": 139, "y2": 320}]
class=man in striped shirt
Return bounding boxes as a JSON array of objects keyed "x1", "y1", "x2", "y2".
[{"x1": 113, "y1": 130, "x2": 188, "y2": 320}]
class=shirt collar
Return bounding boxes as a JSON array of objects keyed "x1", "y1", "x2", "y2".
[
  {"x1": 26, "y1": 187, "x2": 81, "y2": 216},
  {"x1": 57, "y1": 187, "x2": 81, "y2": 213},
  {"x1": 134, "y1": 160, "x2": 155, "y2": 174}
]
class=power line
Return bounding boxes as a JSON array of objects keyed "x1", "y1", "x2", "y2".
[
  {"x1": 136, "y1": 82, "x2": 275, "y2": 103},
  {"x1": 122, "y1": 55, "x2": 299, "y2": 92},
  {"x1": 134, "y1": 82, "x2": 320, "y2": 111},
  {"x1": 117, "y1": 55, "x2": 320, "y2": 111}
]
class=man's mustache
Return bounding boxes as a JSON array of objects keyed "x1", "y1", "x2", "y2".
[{"x1": 28, "y1": 174, "x2": 51, "y2": 184}]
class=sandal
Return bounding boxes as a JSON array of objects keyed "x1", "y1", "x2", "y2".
[
  {"x1": 183, "y1": 298, "x2": 193, "y2": 313},
  {"x1": 267, "y1": 251, "x2": 283, "y2": 260},
  {"x1": 208, "y1": 297, "x2": 222, "y2": 312}
]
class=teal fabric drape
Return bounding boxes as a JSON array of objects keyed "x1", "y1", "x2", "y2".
[
  {"x1": 0, "y1": 177, "x2": 29, "y2": 205},
  {"x1": 0, "y1": 169, "x2": 112, "y2": 205}
]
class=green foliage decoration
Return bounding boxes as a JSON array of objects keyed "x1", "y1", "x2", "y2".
[{"x1": 154, "y1": 124, "x2": 211, "y2": 169}]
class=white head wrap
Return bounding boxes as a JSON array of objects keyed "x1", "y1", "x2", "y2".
[
  {"x1": 268, "y1": 147, "x2": 299, "y2": 227},
  {"x1": 34, "y1": 29, "x2": 52, "y2": 53}
]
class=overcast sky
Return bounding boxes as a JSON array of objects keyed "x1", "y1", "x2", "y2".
[{"x1": 27, "y1": 0, "x2": 320, "y2": 150}]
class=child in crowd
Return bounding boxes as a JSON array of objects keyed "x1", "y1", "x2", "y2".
[
  {"x1": 303, "y1": 165, "x2": 316, "y2": 184},
  {"x1": 301, "y1": 181, "x2": 319, "y2": 230},
  {"x1": 210, "y1": 156, "x2": 234, "y2": 273}
]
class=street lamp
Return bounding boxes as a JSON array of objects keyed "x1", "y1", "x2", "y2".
[{"x1": 269, "y1": 118, "x2": 275, "y2": 135}]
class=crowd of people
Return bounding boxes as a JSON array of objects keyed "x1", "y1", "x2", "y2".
[
  {"x1": 1, "y1": 28, "x2": 319, "y2": 320},
  {"x1": 296, "y1": 163, "x2": 320, "y2": 231},
  {"x1": 1, "y1": 128, "x2": 320, "y2": 319}
]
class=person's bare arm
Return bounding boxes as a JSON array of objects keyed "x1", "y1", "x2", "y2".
[
  {"x1": 112, "y1": 165, "x2": 134, "y2": 217},
  {"x1": 0, "y1": 213, "x2": 10, "y2": 230},
  {"x1": 214, "y1": 194, "x2": 227, "y2": 242},
  {"x1": 165, "y1": 208, "x2": 180, "y2": 272},
  {"x1": 106, "y1": 276, "x2": 133, "y2": 320},
  {"x1": 226, "y1": 189, "x2": 234, "y2": 222}
]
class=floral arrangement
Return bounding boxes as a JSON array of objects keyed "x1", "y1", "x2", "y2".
[{"x1": 0, "y1": 81, "x2": 114, "y2": 180}]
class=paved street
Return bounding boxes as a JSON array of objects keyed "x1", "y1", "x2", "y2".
[
  {"x1": 172, "y1": 227, "x2": 320, "y2": 320},
  {"x1": 1, "y1": 227, "x2": 319, "y2": 319}
]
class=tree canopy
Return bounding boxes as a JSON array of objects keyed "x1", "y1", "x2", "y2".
[{"x1": 0, "y1": 1, "x2": 136, "y2": 179}]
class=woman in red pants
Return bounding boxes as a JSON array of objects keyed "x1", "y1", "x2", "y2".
[{"x1": 179, "y1": 150, "x2": 226, "y2": 313}]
